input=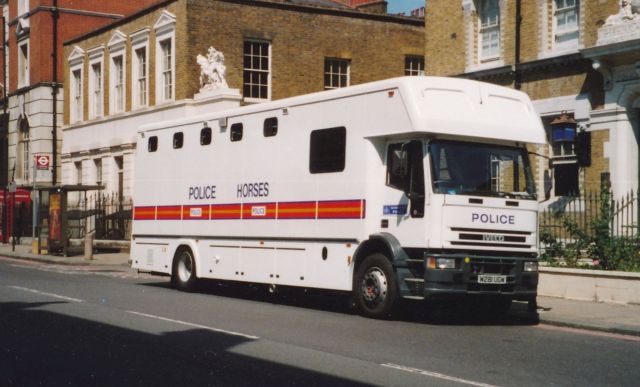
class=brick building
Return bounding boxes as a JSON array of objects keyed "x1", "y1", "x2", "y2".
[
  {"x1": 60, "y1": 0, "x2": 424, "y2": 200},
  {"x1": 424, "y1": 0, "x2": 639, "y2": 204},
  {"x1": 0, "y1": 0, "x2": 158, "y2": 242}
]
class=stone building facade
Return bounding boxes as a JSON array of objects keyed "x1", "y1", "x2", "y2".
[
  {"x1": 0, "y1": 0, "x2": 158, "y2": 242},
  {"x1": 425, "y1": 0, "x2": 638, "y2": 203},
  {"x1": 61, "y1": 0, "x2": 424, "y2": 199}
]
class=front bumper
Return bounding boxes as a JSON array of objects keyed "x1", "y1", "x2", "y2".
[{"x1": 402, "y1": 253, "x2": 538, "y2": 301}]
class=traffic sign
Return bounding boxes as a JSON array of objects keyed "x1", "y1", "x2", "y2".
[{"x1": 35, "y1": 154, "x2": 50, "y2": 170}]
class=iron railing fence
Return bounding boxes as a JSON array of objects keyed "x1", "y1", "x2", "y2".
[
  {"x1": 539, "y1": 190, "x2": 639, "y2": 246},
  {"x1": 67, "y1": 193, "x2": 133, "y2": 241}
]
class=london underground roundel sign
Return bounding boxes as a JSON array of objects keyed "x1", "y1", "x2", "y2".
[{"x1": 35, "y1": 154, "x2": 50, "y2": 169}]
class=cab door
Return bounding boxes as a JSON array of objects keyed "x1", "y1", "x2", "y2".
[{"x1": 379, "y1": 140, "x2": 428, "y2": 247}]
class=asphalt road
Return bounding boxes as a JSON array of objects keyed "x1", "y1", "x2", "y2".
[{"x1": 1, "y1": 257, "x2": 639, "y2": 387}]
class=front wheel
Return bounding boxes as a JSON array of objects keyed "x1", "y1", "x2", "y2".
[
  {"x1": 172, "y1": 247, "x2": 197, "y2": 292},
  {"x1": 354, "y1": 254, "x2": 398, "y2": 319}
]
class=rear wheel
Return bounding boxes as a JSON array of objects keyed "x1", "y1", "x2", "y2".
[
  {"x1": 354, "y1": 253, "x2": 398, "y2": 319},
  {"x1": 172, "y1": 247, "x2": 197, "y2": 292}
]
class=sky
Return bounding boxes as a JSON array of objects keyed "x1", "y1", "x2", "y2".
[{"x1": 386, "y1": 0, "x2": 425, "y2": 14}]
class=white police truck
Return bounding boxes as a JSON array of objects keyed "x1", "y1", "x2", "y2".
[{"x1": 131, "y1": 76, "x2": 545, "y2": 318}]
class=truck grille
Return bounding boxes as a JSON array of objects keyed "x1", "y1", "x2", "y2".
[
  {"x1": 467, "y1": 257, "x2": 516, "y2": 293},
  {"x1": 450, "y1": 227, "x2": 531, "y2": 249}
]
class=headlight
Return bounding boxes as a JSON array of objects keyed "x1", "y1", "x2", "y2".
[
  {"x1": 427, "y1": 257, "x2": 456, "y2": 269},
  {"x1": 524, "y1": 261, "x2": 538, "y2": 272}
]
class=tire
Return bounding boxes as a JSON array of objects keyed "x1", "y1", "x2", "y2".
[
  {"x1": 172, "y1": 247, "x2": 197, "y2": 292},
  {"x1": 354, "y1": 253, "x2": 398, "y2": 319}
]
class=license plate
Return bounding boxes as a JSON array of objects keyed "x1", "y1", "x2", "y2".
[{"x1": 477, "y1": 274, "x2": 507, "y2": 284}]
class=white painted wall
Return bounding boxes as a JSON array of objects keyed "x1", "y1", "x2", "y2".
[{"x1": 61, "y1": 90, "x2": 242, "y2": 199}]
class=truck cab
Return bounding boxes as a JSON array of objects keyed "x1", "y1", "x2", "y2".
[{"x1": 376, "y1": 137, "x2": 539, "y2": 308}]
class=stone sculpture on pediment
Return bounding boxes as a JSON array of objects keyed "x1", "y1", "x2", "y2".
[
  {"x1": 605, "y1": 0, "x2": 640, "y2": 26},
  {"x1": 197, "y1": 47, "x2": 229, "y2": 92}
]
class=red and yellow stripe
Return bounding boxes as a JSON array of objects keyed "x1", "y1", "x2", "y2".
[
  {"x1": 133, "y1": 206, "x2": 156, "y2": 220},
  {"x1": 211, "y1": 203, "x2": 242, "y2": 220},
  {"x1": 156, "y1": 206, "x2": 182, "y2": 220},
  {"x1": 277, "y1": 201, "x2": 316, "y2": 219},
  {"x1": 182, "y1": 205, "x2": 211, "y2": 220},
  {"x1": 242, "y1": 202, "x2": 277, "y2": 219},
  {"x1": 317, "y1": 200, "x2": 364, "y2": 219},
  {"x1": 135, "y1": 199, "x2": 365, "y2": 221}
]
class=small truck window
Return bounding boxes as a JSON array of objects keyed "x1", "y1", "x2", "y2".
[
  {"x1": 173, "y1": 132, "x2": 184, "y2": 149},
  {"x1": 148, "y1": 136, "x2": 158, "y2": 152},
  {"x1": 309, "y1": 126, "x2": 346, "y2": 173}
]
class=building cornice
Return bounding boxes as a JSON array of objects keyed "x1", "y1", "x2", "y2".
[
  {"x1": 459, "y1": 53, "x2": 589, "y2": 82},
  {"x1": 7, "y1": 82, "x2": 63, "y2": 99},
  {"x1": 581, "y1": 39, "x2": 640, "y2": 62}
]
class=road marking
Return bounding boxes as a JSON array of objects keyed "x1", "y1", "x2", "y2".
[
  {"x1": 8, "y1": 286, "x2": 84, "y2": 303},
  {"x1": 126, "y1": 310, "x2": 259, "y2": 340},
  {"x1": 382, "y1": 363, "x2": 500, "y2": 387}
]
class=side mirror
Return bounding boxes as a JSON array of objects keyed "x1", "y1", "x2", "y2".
[{"x1": 398, "y1": 149, "x2": 409, "y2": 177}]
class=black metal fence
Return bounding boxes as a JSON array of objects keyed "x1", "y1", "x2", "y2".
[
  {"x1": 68, "y1": 193, "x2": 133, "y2": 241},
  {"x1": 539, "y1": 190, "x2": 639, "y2": 244},
  {"x1": 8, "y1": 202, "x2": 32, "y2": 242}
]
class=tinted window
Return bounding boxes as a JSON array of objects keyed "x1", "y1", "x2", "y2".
[
  {"x1": 309, "y1": 127, "x2": 346, "y2": 174},
  {"x1": 264, "y1": 117, "x2": 278, "y2": 137},
  {"x1": 148, "y1": 136, "x2": 158, "y2": 152},
  {"x1": 173, "y1": 132, "x2": 183, "y2": 149},
  {"x1": 201, "y1": 126, "x2": 212, "y2": 145},
  {"x1": 230, "y1": 123, "x2": 243, "y2": 142}
]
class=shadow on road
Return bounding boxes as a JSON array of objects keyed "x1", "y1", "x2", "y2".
[
  {"x1": 0, "y1": 300, "x2": 373, "y2": 386},
  {"x1": 141, "y1": 278, "x2": 540, "y2": 327}
]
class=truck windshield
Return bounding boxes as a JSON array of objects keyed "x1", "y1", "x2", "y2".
[{"x1": 429, "y1": 140, "x2": 536, "y2": 199}]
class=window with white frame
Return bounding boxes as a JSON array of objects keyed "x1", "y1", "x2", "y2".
[
  {"x1": 18, "y1": 41, "x2": 29, "y2": 87},
  {"x1": 554, "y1": 0, "x2": 579, "y2": 50},
  {"x1": 405, "y1": 56, "x2": 424, "y2": 76},
  {"x1": 324, "y1": 58, "x2": 349, "y2": 90},
  {"x1": 89, "y1": 62, "x2": 103, "y2": 119},
  {"x1": 154, "y1": 11, "x2": 176, "y2": 104},
  {"x1": 243, "y1": 40, "x2": 270, "y2": 100},
  {"x1": 111, "y1": 55, "x2": 125, "y2": 113},
  {"x1": 131, "y1": 28, "x2": 149, "y2": 109},
  {"x1": 159, "y1": 39, "x2": 173, "y2": 102},
  {"x1": 71, "y1": 68, "x2": 83, "y2": 123},
  {"x1": 133, "y1": 46, "x2": 148, "y2": 108},
  {"x1": 478, "y1": 0, "x2": 500, "y2": 61}
]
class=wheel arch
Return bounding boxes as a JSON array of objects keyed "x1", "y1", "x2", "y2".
[
  {"x1": 353, "y1": 233, "x2": 409, "y2": 270},
  {"x1": 353, "y1": 233, "x2": 412, "y2": 297},
  {"x1": 172, "y1": 239, "x2": 201, "y2": 278}
]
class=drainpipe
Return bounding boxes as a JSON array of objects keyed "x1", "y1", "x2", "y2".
[
  {"x1": 1, "y1": 14, "x2": 7, "y2": 243},
  {"x1": 514, "y1": 0, "x2": 522, "y2": 90},
  {"x1": 51, "y1": 0, "x2": 58, "y2": 185}
]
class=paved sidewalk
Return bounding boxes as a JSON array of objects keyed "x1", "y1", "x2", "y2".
[
  {"x1": 1, "y1": 242, "x2": 639, "y2": 337},
  {"x1": 0, "y1": 242, "x2": 129, "y2": 267},
  {"x1": 532, "y1": 296, "x2": 640, "y2": 337}
]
